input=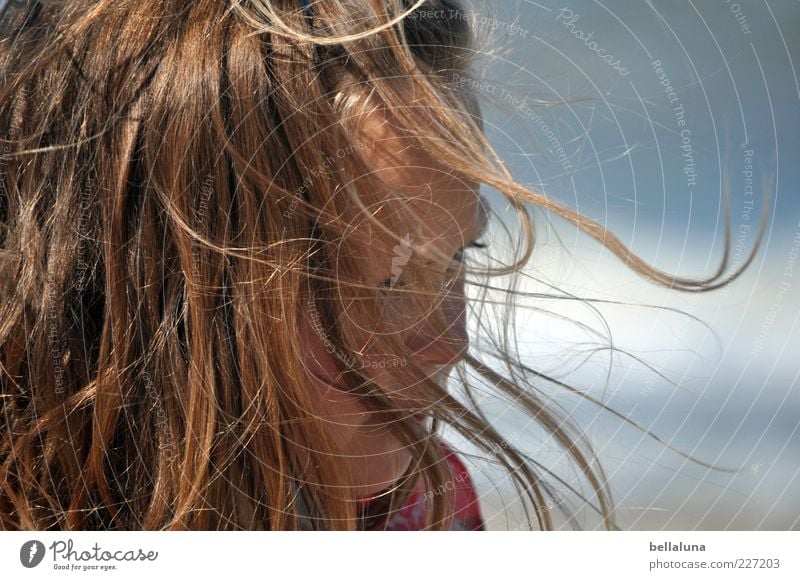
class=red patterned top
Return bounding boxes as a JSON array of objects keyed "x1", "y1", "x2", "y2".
[{"x1": 381, "y1": 442, "x2": 485, "y2": 531}]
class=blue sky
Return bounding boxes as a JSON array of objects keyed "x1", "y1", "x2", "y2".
[{"x1": 449, "y1": 0, "x2": 800, "y2": 530}]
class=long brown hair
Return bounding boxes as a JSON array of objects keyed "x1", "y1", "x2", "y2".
[{"x1": 0, "y1": 0, "x2": 766, "y2": 530}]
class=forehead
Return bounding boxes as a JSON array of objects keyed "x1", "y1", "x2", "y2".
[{"x1": 353, "y1": 111, "x2": 482, "y2": 250}]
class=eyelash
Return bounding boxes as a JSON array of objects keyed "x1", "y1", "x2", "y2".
[{"x1": 452, "y1": 240, "x2": 488, "y2": 263}]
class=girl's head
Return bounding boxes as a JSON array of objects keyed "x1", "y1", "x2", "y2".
[
  {"x1": 0, "y1": 0, "x2": 508, "y2": 531},
  {"x1": 0, "y1": 0, "x2": 756, "y2": 530}
]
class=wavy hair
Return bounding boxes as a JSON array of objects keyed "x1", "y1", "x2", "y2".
[{"x1": 0, "y1": 0, "x2": 766, "y2": 530}]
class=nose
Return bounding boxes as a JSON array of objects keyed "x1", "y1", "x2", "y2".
[{"x1": 404, "y1": 277, "x2": 469, "y2": 367}]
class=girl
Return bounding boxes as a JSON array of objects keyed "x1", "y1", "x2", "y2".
[{"x1": 0, "y1": 0, "x2": 763, "y2": 530}]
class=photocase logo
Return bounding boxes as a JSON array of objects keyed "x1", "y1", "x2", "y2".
[
  {"x1": 389, "y1": 234, "x2": 413, "y2": 288},
  {"x1": 19, "y1": 540, "x2": 46, "y2": 568}
]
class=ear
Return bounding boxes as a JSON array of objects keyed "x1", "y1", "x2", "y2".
[
  {"x1": 298, "y1": 306, "x2": 346, "y2": 385},
  {"x1": 297, "y1": 308, "x2": 372, "y2": 430}
]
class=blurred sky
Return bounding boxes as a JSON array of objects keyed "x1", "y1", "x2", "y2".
[{"x1": 445, "y1": 0, "x2": 800, "y2": 530}]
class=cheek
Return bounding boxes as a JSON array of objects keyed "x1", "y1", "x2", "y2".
[{"x1": 404, "y1": 278, "x2": 469, "y2": 366}]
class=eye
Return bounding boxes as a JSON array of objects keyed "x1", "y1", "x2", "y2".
[
  {"x1": 380, "y1": 241, "x2": 489, "y2": 289},
  {"x1": 381, "y1": 277, "x2": 406, "y2": 290}
]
